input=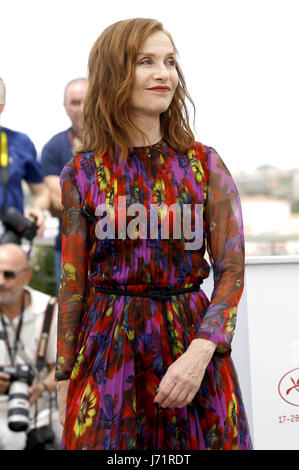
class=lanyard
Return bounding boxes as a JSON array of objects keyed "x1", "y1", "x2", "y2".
[
  {"x1": 0, "y1": 303, "x2": 25, "y2": 365},
  {"x1": 0, "y1": 130, "x2": 8, "y2": 167},
  {"x1": 0, "y1": 129, "x2": 10, "y2": 212}
]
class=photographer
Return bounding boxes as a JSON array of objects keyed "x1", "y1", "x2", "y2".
[
  {"x1": 40, "y1": 77, "x2": 87, "y2": 292},
  {"x1": 0, "y1": 77, "x2": 49, "y2": 238},
  {"x1": 0, "y1": 243, "x2": 61, "y2": 450}
]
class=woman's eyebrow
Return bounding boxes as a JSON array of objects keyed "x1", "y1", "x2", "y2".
[{"x1": 137, "y1": 50, "x2": 175, "y2": 57}]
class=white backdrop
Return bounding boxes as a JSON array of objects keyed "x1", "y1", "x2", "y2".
[
  {"x1": 1, "y1": 0, "x2": 299, "y2": 173},
  {"x1": 203, "y1": 256, "x2": 299, "y2": 450}
]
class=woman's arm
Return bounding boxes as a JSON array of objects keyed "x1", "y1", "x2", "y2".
[
  {"x1": 194, "y1": 147, "x2": 245, "y2": 355},
  {"x1": 55, "y1": 160, "x2": 89, "y2": 382},
  {"x1": 55, "y1": 160, "x2": 89, "y2": 424},
  {"x1": 154, "y1": 147, "x2": 245, "y2": 408}
]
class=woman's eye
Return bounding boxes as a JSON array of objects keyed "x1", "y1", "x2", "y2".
[
  {"x1": 137, "y1": 57, "x2": 176, "y2": 66},
  {"x1": 139, "y1": 58, "x2": 151, "y2": 65},
  {"x1": 166, "y1": 58, "x2": 176, "y2": 66}
]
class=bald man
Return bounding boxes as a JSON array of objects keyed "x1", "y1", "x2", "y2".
[
  {"x1": 40, "y1": 78, "x2": 88, "y2": 293},
  {"x1": 0, "y1": 243, "x2": 61, "y2": 449}
]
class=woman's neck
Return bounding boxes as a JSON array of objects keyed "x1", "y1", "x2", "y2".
[{"x1": 130, "y1": 113, "x2": 161, "y2": 147}]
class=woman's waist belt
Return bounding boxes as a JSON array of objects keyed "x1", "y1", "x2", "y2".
[
  {"x1": 94, "y1": 281, "x2": 203, "y2": 363},
  {"x1": 94, "y1": 281, "x2": 203, "y2": 300}
]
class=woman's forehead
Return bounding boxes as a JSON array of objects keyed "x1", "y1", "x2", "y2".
[{"x1": 138, "y1": 31, "x2": 175, "y2": 55}]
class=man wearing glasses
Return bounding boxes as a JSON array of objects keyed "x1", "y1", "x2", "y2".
[{"x1": 0, "y1": 243, "x2": 61, "y2": 449}]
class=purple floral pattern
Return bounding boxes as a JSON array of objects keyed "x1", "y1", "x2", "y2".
[{"x1": 56, "y1": 140, "x2": 252, "y2": 449}]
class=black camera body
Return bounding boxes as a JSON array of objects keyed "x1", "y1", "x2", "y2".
[
  {"x1": 0, "y1": 364, "x2": 35, "y2": 385},
  {"x1": 0, "y1": 207, "x2": 38, "y2": 244},
  {"x1": 0, "y1": 364, "x2": 35, "y2": 432},
  {"x1": 26, "y1": 425, "x2": 56, "y2": 450}
]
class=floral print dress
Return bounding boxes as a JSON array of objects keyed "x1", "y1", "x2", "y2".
[{"x1": 56, "y1": 139, "x2": 252, "y2": 450}]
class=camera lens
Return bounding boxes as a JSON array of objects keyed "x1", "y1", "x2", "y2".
[{"x1": 7, "y1": 381, "x2": 30, "y2": 432}]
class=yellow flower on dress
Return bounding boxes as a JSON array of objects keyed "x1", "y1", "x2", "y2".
[
  {"x1": 114, "y1": 323, "x2": 120, "y2": 341},
  {"x1": 61, "y1": 263, "x2": 76, "y2": 287},
  {"x1": 171, "y1": 300, "x2": 179, "y2": 317},
  {"x1": 132, "y1": 182, "x2": 140, "y2": 201},
  {"x1": 167, "y1": 310, "x2": 174, "y2": 323},
  {"x1": 106, "y1": 306, "x2": 113, "y2": 317},
  {"x1": 74, "y1": 383, "x2": 97, "y2": 438},
  {"x1": 152, "y1": 180, "x2": 167, "y2": 219},
  {"x1": 173, "y1": 339, "x2": 184, "y2": 357},
  {"x1": 56, "y1": 356, "x2": 66, "y2": 378},
  {"x1": 105, "y1": 180, "x2": 117, "y2": 221},
  {"x1": 127, "y1": 328, "x2": 135, "y2": 341},
  {"x1": 228, "y1": 392, "x2": 238, "y2": 438},
  {"x1": 187, "y1": 150, "x2": 204, "y2": 185},
  {"x1": 188, "y1": 150, "x2": 207, "y2": 202},
  {"x1": 71, "y1": 348, "x2": 85, "y2": 380},
  {"x1": 227, "y1": 307, "x2": 237, "y2": 333},
  {"x1": 69, "y1": 293, "x2": 84, "y2": 304},
  {"x1": 96, "y1": 161, "x2": 111, "y2": 192}
]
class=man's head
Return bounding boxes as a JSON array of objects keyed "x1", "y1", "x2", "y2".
[
  {"x1": 64, "y1": 78, "x2": 88, "y2": 136},
  {"x1": 0, "y1": 243, "x2": 32, "y2": 305},
  {"x1": 0, "y1": 77, "x2": 6, "y2": 114}
]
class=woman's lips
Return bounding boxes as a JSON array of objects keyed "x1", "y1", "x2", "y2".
[{"x1": 147, "y1": 87, "x2": 170, "y2": 92}]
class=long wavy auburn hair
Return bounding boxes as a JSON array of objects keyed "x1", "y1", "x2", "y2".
[{"x1": 76, "y1": 18, "x2": 196, "y2": 161}]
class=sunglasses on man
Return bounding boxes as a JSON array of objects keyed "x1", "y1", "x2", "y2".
[{"x1": 0, "y1": 268, "x2": 30, "y2": 280}]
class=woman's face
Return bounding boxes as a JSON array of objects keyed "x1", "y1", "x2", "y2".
[{"x1": 129, "y1": 31, "x2": 179, "y2": 120}]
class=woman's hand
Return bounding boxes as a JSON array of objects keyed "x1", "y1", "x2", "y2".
[
  {"x1": 154, "y1": 338, "x2": 216, "y2": 409},
  {"x1": 56, "y1": 379, "x2": 70, "y2": 426}
]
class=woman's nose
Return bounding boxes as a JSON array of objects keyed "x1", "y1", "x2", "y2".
[{"x1": 152, "y1": 62, "x2": 169, "y2": 80}]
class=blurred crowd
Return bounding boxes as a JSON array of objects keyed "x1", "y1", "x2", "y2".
[{"x1": 0, "y1": 76, "x2": 87, "y2": 450}]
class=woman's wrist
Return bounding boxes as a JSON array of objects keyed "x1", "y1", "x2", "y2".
[
  {"x1": 189, "y1": 338, "x2": 217, "y2": 353},
  {"x1": 56, "y1": 379, "x2": 70, "y2": 392}
]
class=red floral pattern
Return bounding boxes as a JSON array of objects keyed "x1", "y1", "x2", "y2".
[{"x1": 56, "y1": 140, "x2": 252, "y2": 449}]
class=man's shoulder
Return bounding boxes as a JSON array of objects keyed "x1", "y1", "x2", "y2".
[
  {"x1": 43, "y1": 128, "x2": 71, "y2": 149},
  {"x1": 24, "y1": 286, "x2": 57, "y2": 317},
  {"x1": 41, "y1": 128, "x2": 74, "y2": 170},
  {"x1": 2, "y1": 126, "x2": 34, "y2": 147}
]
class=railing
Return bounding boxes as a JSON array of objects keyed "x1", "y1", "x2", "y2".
[{"x1": 203, "y1": 255, "x2": 299, "y2": 450}]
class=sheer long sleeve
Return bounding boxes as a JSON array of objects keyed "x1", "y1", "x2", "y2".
[
  {"x1": 55, "y1": 161, "x2": 89, "y2": 381},
  {"x1": 195, "y1": 147, "x2": 245, "y2": 356}
]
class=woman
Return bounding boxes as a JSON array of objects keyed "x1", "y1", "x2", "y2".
[{"x1": 56, "y1": 18, "x2": 252, "y2": 450}]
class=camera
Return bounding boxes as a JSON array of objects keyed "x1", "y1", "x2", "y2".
[
  {"x1": 0, "y1": 207, "x2": 38, "y2": 244},
  {"x1": 26, "y1": 424, "x2": 57, "y2": 450},
  {"x1": 0, "y1": 364, "x2": 35, "y2": 432}
]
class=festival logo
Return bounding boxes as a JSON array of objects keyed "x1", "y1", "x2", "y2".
[{"x1": 278, "y1": 368, "x2": 299, "y2": 406}]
